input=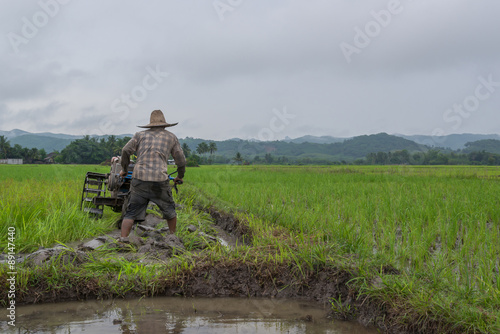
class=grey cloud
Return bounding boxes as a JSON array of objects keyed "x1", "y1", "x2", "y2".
[{"x1": 0, "y1": 0, "x2": 499, "y2": 139}]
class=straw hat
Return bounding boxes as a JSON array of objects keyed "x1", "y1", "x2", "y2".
[{"x1": 138, "y1": 110, "x2": 178, "y2": 128}]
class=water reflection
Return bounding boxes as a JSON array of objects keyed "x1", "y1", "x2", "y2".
[{"x1": 2, "y1": 297, "x2": 378, "y2": 333}]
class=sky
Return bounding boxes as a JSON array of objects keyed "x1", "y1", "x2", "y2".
[{"x1": 0, "y1": 0, "x2": 499, "y2": 141}]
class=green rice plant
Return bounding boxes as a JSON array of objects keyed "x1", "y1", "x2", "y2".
[
  {"x1": 0, "y1": 165, "x2": 119, "y2": 252},
  {"x1": 329, "y1": 294, "x2": 356, "y2": 320},
  {"x1": 184, "y1": 164, "x2": 500, "y2": 331}
]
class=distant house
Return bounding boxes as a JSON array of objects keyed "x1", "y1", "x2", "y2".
[
  {"x1": 0, "y1": 159, "x2": 23, "y2": 165},
  {"x1": 44, "y1": 152, "x2": 58, "y2": 164},
  {"x1": 167, "y1": 159, "x2": 176, "y2": 165}
]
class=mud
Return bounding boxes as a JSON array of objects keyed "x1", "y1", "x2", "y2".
[
  {"x1": 1, "y1": 297, "x2": 378, "y2": 334},
  {"x1": 202, "y1": 206, "x2": 253, "y2": 245},
  {"x1": 0, "y1": 213, "x2": 217, "y2": 266}
]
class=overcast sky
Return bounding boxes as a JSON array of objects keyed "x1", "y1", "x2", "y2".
[{"x1": 1, "y1": 0, "x2": 499, "y2": 140}]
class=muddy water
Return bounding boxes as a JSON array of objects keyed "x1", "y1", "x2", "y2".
[{"x1": 3, "y1": 297, "x2": 378, "y2": 334}]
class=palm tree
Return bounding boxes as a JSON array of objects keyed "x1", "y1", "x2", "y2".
[
  {"x1": 0, "y1": 136, "x2": 10, "y2": 159},
  {"x1": 196, "y1": 142, "x2": 209, "y2": 156},
  {"x1": 233, "y1": 152, "x2": 243, "y2": 165},
  {"x1": 181, "y1": 143, "x2": 191, "y2": 157},
  {"x1": 208, "y1": 142, "x2": 217, "y2": 155},
  {"x1": 207, "y1": 142, "x2": 218, "y2": 164}
]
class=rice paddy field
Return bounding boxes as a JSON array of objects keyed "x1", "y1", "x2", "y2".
[
  {"x1": 1, "y1": 164, "x2": 499, "y2": 333},
  {"x1": 187, "y1": 165, "x2": 500, "y2": 329},
  {"x1": 0, "y1": 165, "x2": 118, "y2": 252}
]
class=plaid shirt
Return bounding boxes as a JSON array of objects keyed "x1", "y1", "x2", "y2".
[{"x1": 121, "y1": 128, "x2": 186, "y2": 182}]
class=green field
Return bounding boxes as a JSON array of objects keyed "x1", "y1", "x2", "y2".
[
  {"x1": 185, "y1": 165, "x2": 500, "y2": 332},
  {"x1": 189, "y1": 165, "x2": 500, "y2": 279},
  {"x1": 0, "y1": 165, "x2": 120, "y2": 252},
  {"x1": 1, "y1": 164, "x2": 499, "y2": 333}
]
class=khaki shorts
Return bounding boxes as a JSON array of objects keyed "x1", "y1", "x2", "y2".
[{"x1": 123, "y1": 178, "x2": 176, "y2": 220}]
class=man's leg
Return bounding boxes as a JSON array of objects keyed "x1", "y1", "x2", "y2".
[
  {"x1": 155, "y1": 181, "x2": 177, "y2": 234},
  {"x1": 122, "y1": 179, "x2": 149, "y2": 238},
  {"x1": 167, "y1": 216, "x2": 176, "y2": 234},
  {"x1": 121, "y1": 218, "x2": 134, "y2": 237}
]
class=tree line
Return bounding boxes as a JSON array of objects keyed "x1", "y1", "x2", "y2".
[
  {"x1": 56, "y1": 135, "x2": 131, "y2": 164},
  {"x1": 187, "y1": 149, "x2": 500, "y2": 166},
  {"x1": 361, "y1": 149, "x2": 500, "y2": 165},
  {"x1": 0, "y1": 135, "x2": 47, "y2": 162},
  {"x1": 3, "y1": 134, "x2": 500, "y2": 166},
  {"x1": 0, "y1": 135, "x2": 132, "y2": 164},
  {"x1": 0, "y1": 135, "x2": 220, "y2": 165},
  {"x1": 182, "y1": 141, "x2": 218, "y2": 166}
]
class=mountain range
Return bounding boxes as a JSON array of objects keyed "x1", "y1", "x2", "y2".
[
  {"x1": 282, "y1": 133, "x2": 500, "y2": 150},
  {"x1": 1, "y1": 129, "x2": 500, "y2": 162}
]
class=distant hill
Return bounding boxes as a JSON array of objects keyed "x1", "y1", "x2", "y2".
[
  {"x1": 0, "y1": 129, "x2": 132, "y2": 153},
  {"x1": 10, "y1": 135, "x2": 75, "y2": 153},
  {"x1": 462, "y1": 139, "x2": 500, "y2": 154},
  {"x1": 282, "y1": 135, "x2": 347, "y2": 144},
  {"x1": 180, "y1": 133, "x2": 427, "y2": 162},
  {"x1": 397, "y1": 133, "x2": 500, "y2": 150},
  {"x1": 340, "y1": 133, "x2": 426, "y2": 158},
  {"x1": 0, "y1": 129, "x2": 30, "y2": 139}
]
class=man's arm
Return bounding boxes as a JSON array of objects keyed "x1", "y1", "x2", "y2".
[
  {"x1": 120, "y1": 136, "x2": 137, "y2": 175},
  {"x1": 176, "y1": 165, "x2": 185, "y2": 179},
  {"x1": 171, "y1": 137, "x2": 186, "y2": 181}
]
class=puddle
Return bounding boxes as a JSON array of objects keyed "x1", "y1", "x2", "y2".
[{"x1": 2, "y1": 297, "x2": 378, "y2": 333}]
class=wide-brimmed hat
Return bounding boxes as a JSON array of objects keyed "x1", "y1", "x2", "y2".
[{"x1": 138, "y1": 110, "x2": 178, "y2": 128}]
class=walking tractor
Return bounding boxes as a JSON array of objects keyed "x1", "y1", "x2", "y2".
[{"x1": 80, "y1": 157, "x2": 180, "y2": 224}]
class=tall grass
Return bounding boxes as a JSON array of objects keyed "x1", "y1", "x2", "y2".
[{"x1": 0, "y1": 165, "x2": 118, "y2": 252}]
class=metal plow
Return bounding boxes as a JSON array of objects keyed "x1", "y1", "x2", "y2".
[
  {"x1": 80, "y1": 172, "x2": 108, "y2": 218},
  {"x1": 80, "y1": 157, "x2": 132, "y2": 220}
]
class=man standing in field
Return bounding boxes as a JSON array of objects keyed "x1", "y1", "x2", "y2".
[{"x1": 119, "y1": 109, "x2": 186, "y2": 238}]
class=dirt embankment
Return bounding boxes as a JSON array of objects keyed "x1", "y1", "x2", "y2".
[{"x1": 202, "y1": 206, "x2": 252, "y2": 244}]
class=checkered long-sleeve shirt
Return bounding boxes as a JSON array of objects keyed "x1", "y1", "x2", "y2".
[{"x1": 121, "y1": 128, "x2": 186, "y2": 182}]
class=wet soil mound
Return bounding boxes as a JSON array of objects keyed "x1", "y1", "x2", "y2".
[
  {"x1": 1, "y1": 214, "x2": 205, "y2": 267},
  {"x1": 202, "y1": 206, "x2": 252, "y2": 245}
]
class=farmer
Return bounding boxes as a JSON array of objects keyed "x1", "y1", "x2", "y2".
[{"x1": 119, "y1": 109, "x2": 186, "y2": 238}]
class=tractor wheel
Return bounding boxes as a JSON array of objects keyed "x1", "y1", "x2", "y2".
[{"x1": 81, "y1": 172, "x2": 107, "y2": 219}]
